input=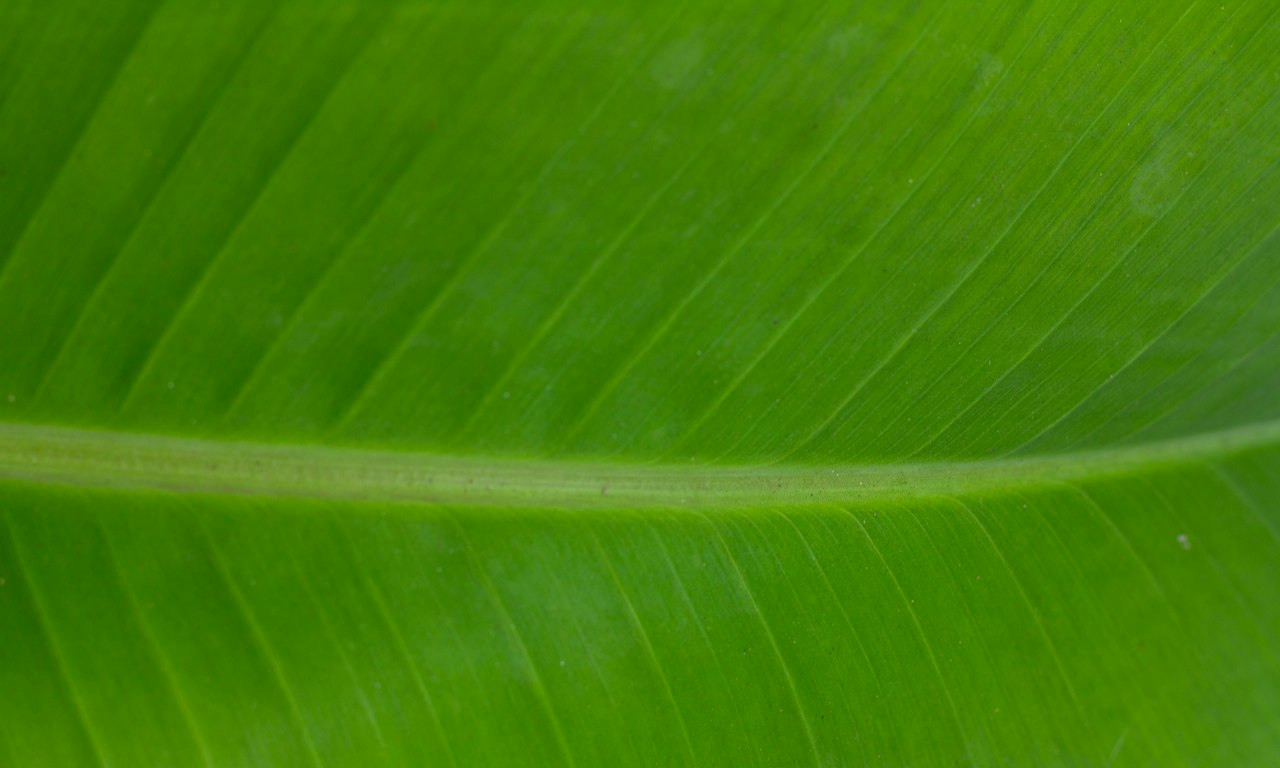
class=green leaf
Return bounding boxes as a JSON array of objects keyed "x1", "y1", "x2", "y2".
[{"x1": 2, "y1": 0, "x2": 1278, "y2": 765}]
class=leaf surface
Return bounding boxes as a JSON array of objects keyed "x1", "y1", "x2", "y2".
[{"x1": 1, "y1": 0, "x2": 1279, "y2": 765}]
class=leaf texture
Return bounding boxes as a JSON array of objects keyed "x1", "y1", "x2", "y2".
[{"x1": 1, "y1": 0, "x2": 1278, "y2": 765}]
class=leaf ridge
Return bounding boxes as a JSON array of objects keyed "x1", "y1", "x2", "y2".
[
  {"x1": 199, "y1": 520, "x2": 326, "y2": 768},
  {"x1": 447, "y1": 515, "x2": 579, "y2": 768},
  {"x1": 950, "y1": 496, "x2": 1102, "y2": 760},
  {"x1": 98, "y1": 519, "x2": 215, "y2": 767},
  {"x1": 806, "y1": 0, "x2": 1204, "y2": 460},
  {"x1": 554, "y1": 0, "x2": 956, "y2": 451},
  {"x1": 918, "y1": 3, "x2": 1280, "y2": 457},
  {"x1": 699, "y1": 513, "x2": 823, "y2": 766},
  {"x1": 591, "y1": 534, "x2": 700, "y2": 765},
  {"x1": 3, "y1": 514, "x2": 110, "y2": 767},
  {"x1": 28, "y1": 6, "x2": 283, "y2": 403},
  {"x1": 326, "y1": 8, "x2": 686, "y2": 437},
  {"x1": 0, "y1": 0, "x2": 164, "y2": 276},
  {"x1": 837, "y1": 503, "x2": 974, "y2": 764},
  {"x1": 116, "y1": 8, "x2": 395, "y2": 414},
  {"x1": 346, "y1": 542, "x2": 460, "y2": 768}
]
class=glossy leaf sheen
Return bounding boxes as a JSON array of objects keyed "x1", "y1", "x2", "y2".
[{"x1": 1, "y1": 0, "x2": 1278, "y2": 765}]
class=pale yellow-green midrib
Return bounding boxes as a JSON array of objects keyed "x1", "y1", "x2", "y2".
[{"x1": 0, "y1": 421, "x2": 1275, "y2": 509}]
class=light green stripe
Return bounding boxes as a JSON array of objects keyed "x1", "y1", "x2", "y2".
[{"x1": 1, "y1": 421, "x2": 1277, "y2": 509}]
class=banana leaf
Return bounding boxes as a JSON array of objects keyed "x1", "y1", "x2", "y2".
[{"x1": 1, "y1": 0, "x2": 1278, "y2": 765}]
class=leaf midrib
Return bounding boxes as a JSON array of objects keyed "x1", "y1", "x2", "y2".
[{"x1": 0, "y1": 420, "x2": 1275, "y2": 509}]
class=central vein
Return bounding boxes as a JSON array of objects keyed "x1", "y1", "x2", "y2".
[{"x1": 0, "y1": 421, "x2": 1275, "y2": 509}]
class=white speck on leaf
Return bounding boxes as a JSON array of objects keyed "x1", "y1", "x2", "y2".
[{"x1": 1177, "y1": 533, "x2": 1191, "y2": 550}]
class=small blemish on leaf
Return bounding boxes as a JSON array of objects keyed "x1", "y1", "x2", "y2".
[{"x1": 651, "y1": 36, "x2": 705, "y2": 90}]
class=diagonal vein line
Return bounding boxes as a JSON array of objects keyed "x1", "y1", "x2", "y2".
[
  {"x1": 1054, "y1": 482, "x2": 1170, "y2": 602},
  {"x1": 1021, "y1": 211, "x2": 1280, "y2": 454},
  {"x1": 1023, "y1": 477, "x2": 1221, "y2": 706},
  {"x1": 736, "y1": 3, "x2": 1165, "y2": 464},
  {"x1": 30, "y1": 8, "x2": 283, "y2": 403},
  {"x1": 899, "y1": 505, "x2": 1042, "y2": 751},
  {"x1": 555, "y1": 0, "x2": 959, "y2": 452},
  {"x1": 788, "y1": 1, "x2": 1202, "y2": 460},
  {"x1": 325, "y1": 4, "x2": 696, "y2": 436},
  {"x1": 1126, "y1": 321, "x2": 1280, "y2": 445},
  {"x1": 622, "y1": 111, "x2": 958, "y2": 463},
  {"x1": 217, "y1": 148, "x2": 425, "y2": 421},
  {"x1": 673, "y1": 0, "x2": 1035, "y2": 460},
  {"x1": 913, "y1": 7, "x2": 1280, "y2": 458},
  {"x1": 832, "y1": 502, "x2": 973, "y2": 763},
  {"x1": 1104, "y1": 727, "x2": 1132, "y2": 767},
  {"x1": 695, "y1": 511, "x2": 823, "y2": 767},
  {"x1": 589, "y1": 532, "x2": 699, "y2": 765},
  {"x1": 736, "y1": 512, "x2": 870, "y2": 726},
  {"x1": 456, "y1": 144, "x2": 706, "y2": 439},
  {"x1": 950, "y1": 495, "x2": 1101, "y2": 761},
  {"x1": 1141, "y1": 478, "x2": 1280, "y2": 690},
  {"x1": 978, "y1": 33, "x2": 1279, "y2": 455},
  {"x1": 2, "y1": 514, "x2": 109, "y2": 768},
  {"x1": 338, "y1": 517, "x2": 496, "y2": 763},
  {"x1": 287, "y1": 549, "x2": 388, "y2": 750},
  {"x1": 445, "y1": 514, "x2": 578, "y2": 768},
  {"x1": 97, "y1": 520, "x2": 215, "y2": 767},
  {"x1": 536, "y1": 547, "x2": 644, "y2": 765},
  {"x1": 948, "y1": 153, "x2": 1275, "y2": 458},
  {"x1": 645, "y1": 519, "x2": 760, "y2": 752},
  {"x1": 773, "y1": 513, "x2": 884, "y2": 695},
  {"x1": 738, "y1": 512, "x2": 883, "y2": 747},
  {"x1": 1140, "y1": 475, "x2": 1280, "y2": 663},
  {"x1": 867, "y1": 2, "x2": 1208, "y2": 450},
  {"x1": 0, "y1": 5, "x2": 56, "y2": 112},
  {"x1": 197, "y1": 519, "x2": 325, "y2": 768},
  {"x1": 117, "y1": 8, "x2": 396, "y2": 414},
  {"x1": 0, "y1": 0, "x2": 164, "y2": 277},
  {"x1": 458, "y1": 0, "x2": 832, "y2": 440},
  {"x1": 218, "y1": 11, "x2": 528, "y2": 422},
  {"x1": 342, "y1": 539, "x2": 460, "y2": 768},
  {"x1": 1211, "y1": 463, "x2": 1280, "y2": 548}
]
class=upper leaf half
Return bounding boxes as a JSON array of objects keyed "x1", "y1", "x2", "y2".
[{"x1": 1, "y1": 0, "x2": 1276, "y2": 463}]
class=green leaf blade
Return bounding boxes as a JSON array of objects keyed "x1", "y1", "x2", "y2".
[{"x1": 2, "y1": 0, "x2": 1278, "y2": 764}]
